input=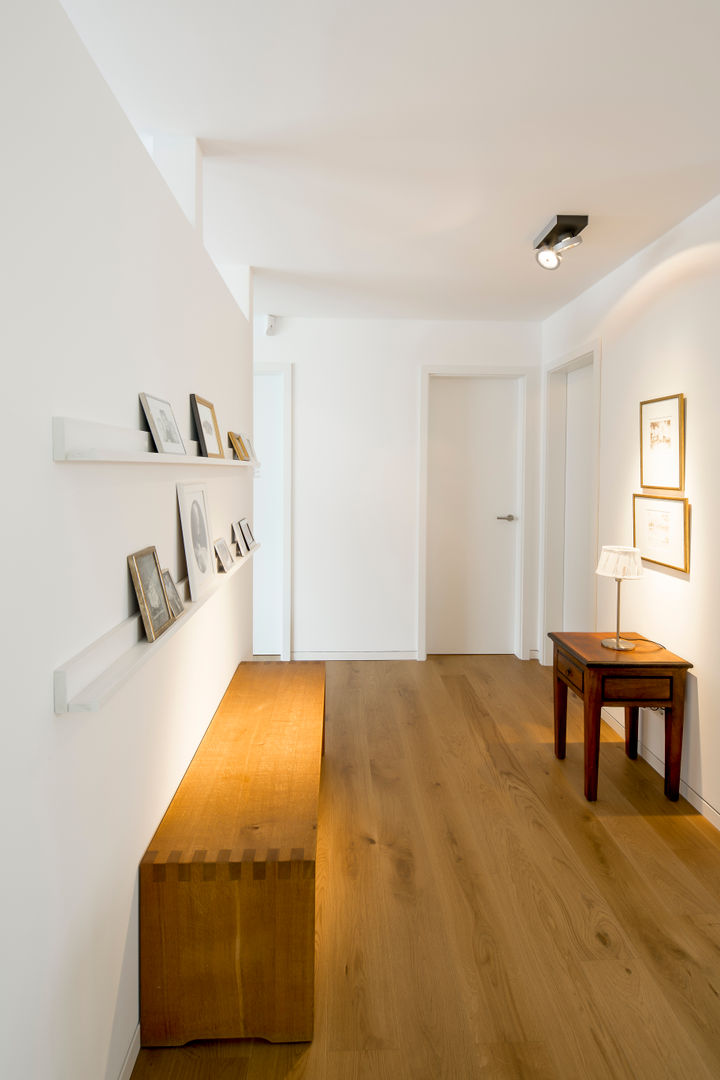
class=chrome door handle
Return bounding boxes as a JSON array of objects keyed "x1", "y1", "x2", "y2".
[{"x1": 496, "y1": 514, "x2": 516, "y2": 521}]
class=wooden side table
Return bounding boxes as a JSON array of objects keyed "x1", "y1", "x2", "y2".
[{"x1": 548, "y1": 631, "x2": 692, "y2": 802}]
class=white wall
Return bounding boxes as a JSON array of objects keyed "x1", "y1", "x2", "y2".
[
  {"x1": 563, "y1": 363, "x2": 596, "y2": 629},
  {"x1": 543, "y1": 194, "x2": 720, "y2": 821},
  {"x1": 255, "y1": 318, "x2": 541, "y2": 657},
  {"x1": 1, "y1": 3, "x2": 252, "y2": 1078}
]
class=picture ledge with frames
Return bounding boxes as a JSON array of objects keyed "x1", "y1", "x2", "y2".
[
  {"x1": 53, "y1": 417, "x2": 259, "y2": 468},
  {"x1": 53, "y1": 545, "x2": 260, "y2": 714}
]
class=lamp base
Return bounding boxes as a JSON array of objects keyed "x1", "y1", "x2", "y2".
[{"x1": 601, "y1": 637, "x2": 636, "y2": 651}]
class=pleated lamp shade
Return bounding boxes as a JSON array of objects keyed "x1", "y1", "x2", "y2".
[{"x1": 595, "y1": 546, "x2": 643, "y2": 580}]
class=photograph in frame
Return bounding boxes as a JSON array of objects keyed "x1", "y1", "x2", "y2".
[
  {"x1": 232, "y1": 520, "x2": 249, "y2": 555},
  {"x1": 640, "y1": 393, "x2": 685, "y2": 490},
  {"x1": 128, "y1": 546, "x2": 174, "y2": 642},
  {"x1": 161, "y1": 568, "x2": 184, "y2": 619},
  {"x1": 139, "y1": 393, "x2": 186, "y2": 455},
  {"x1": 177, "y1": 482, "x2": 216, "y2": 599},
  {"x1": 214, "y1": 537, "x2": 235, "y2": 573},
  {"x1": 239, "y1": 517, "x2": 256, "y2": 550},
  {"x1": 228, "y1": 431, "x2": 250, "y2": 461},
  {"x1": 633, "y1": 493, "x2": 689, "y2": 572},
  {"x1": 190, "y1": 394, "x2": 224, "y2": 458}
]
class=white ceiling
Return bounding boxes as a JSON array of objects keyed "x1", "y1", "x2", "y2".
[{"x1": 60, "y1": 0, "x2": 720, "y2": 321}]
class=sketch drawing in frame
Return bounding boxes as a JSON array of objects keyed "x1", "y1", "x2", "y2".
[
  {"x1": 228, "y1": 431, "x2": 250, "y2": 461},
  {"x1": 640, "y1": 393, "x2": 685, "y2": 490},
  {"x1": 190, "y1": 394, "x2": 224, "y2": 458},
  {"x1": 232, "y1": 520, "x2": 249, "y2": 555},
  {"x1": 177, "y1": 482, "x2": 215, "y2": 599},
  {"x1": 238, "y1": 517, "x2": 257, "y2": 550},
  {"x1": 128, "y1": 546, "x2": 174, "y2": 642},
  {"x1": 214, "y1": 537, "x2": 235, "y2": 573},
  {"x1": 139, "y1": 393, "x2": 186, "y2": 455},
  {"x1": 161, "y1": 568, "x2": 184, "y2": 619},
  {"x1": 633, "y1": 494, "x2": 689, "y2": 573}
]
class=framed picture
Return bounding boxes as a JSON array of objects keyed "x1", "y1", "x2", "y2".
[
  {"x1": 240, "y1": 432, "x2": 259, "y2": 464},
  {"x1": 232, "y1": 520, "x2": 249, "y2": 555},
  {"x1": 640, "y1": 393, "x2": 685, "y2": 490},
  {"x1": 214, "y1": 537, "x2": 235, "y2": 572},
  {"x1": 190, "y1": 394, "x2": 224, "y2": 459},
  {"x1": 228, "y1": 431, "x2": 250, "y2": 461},
  {"x1": 177, "y1": 482, "x2": 215, "y2": 599},
  {"x1": 128, "y1": 546, "x2": 174, "y2": 642},
  {"x1": 139, "y1": 393, "x2": 186, "y2": 455},
  {"x1": 239, "y1": 517, "x2": 256, "y2": 550},
  {"x1": 161, "y1": 568, "x2": 184, "y2": 619},
  {"x1": 633, "y1": 494, "x2": 690, "y2": 572}
]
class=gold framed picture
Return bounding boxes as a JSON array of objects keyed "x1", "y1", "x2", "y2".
[
  {"x1": 128, "y1": 547, "x2": 174, "y2": 642},
  {"x1": 190, "y1": 394, "x2": 224, "y2": 458},
  {"x1": 228, "y1": 431, "x2": 250, "y2": 461},
  {"x1": 639, "y1": 393, "x2": 685, "y2": 490},
  {"x1": 633, "y1": 494, "x2": 689, "y2": 573}
]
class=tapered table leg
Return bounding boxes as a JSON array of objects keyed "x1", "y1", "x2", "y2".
[
  {"x1": 664, "y1": 672, "x2": 687, "y2": 801},
  {"x1": 625, "y1": 706, "x2": 639, "y2": 759},
  {"x1": 554, "y1": 669, "x2": 568, "y2": 760},
  {"x1": 584, "y1": 672, "x2": 603, "y2": 801}
]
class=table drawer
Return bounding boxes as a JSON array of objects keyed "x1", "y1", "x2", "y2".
[
  {"x1": 557, "y1": 653, "x2": 584, "y2": 694},
  {"x1": 602, "y1": 676, "x2": 672, "y2": 703}
]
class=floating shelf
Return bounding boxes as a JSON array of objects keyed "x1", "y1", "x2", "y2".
[
  {"x1": 53, "y1": 416, "x2": 257, "y2": 467},
  {"x1": 54, "y1": 546, "x2": 260, "y2": 714}
]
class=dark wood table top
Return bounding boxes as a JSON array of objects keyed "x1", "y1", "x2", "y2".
[{"x1": 548, "y1": 631, "x2": 692, "y2": 670}]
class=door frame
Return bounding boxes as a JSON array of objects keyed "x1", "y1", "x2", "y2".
[
  {"x1": 540, "y1": 341, "x2": 601, "y2": 665},
  {"x1": 253, "y1": 362, "x2": 293, "y2": 661},
  {"x1": 417, "y1": 366, "x2": 535, "y2": 661}
]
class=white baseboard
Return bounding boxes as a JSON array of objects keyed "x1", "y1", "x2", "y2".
[
  {"x1": 291, "y1": 651, "x2": 418, "y2": 661},
  {"x1": 117, "y1": 1024, "x2": 140, "y2": 1080},
  {"x1": 601, "y1": 708, "x2": 720, "y2": 831}
]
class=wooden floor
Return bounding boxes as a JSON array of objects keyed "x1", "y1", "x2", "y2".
[{"x1": 131, "y1": 656, "x2": 720, "y2": 1079}]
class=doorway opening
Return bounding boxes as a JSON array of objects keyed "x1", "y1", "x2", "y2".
[{"x1": 541, "y1": 346, "x2": 600, "y2": 665}]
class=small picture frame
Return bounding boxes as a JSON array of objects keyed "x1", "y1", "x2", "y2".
[
  {"x1": 228, "y1": 431, "x2": 250, "y2": 461},
  {"x1": 128, "y1": 546, "x2": 174, "y2": 642},
  {"x1": 190, "y1": 394, "x2": 224, "y2": 459},
  {"x1": 139, "y1": 393, "x2": 186, "y2": 455},
  {"x1": 640, "y1": 393, "x2": 685, "y2": 490},
  {"x1": 177, "y1": 482, "x2": 215, "y2": 599},
  {"x1": 232, "y1": 520, "x2": 249, "y2": 555},
  {"x1": 240, "y1": 432, "x2": 259, "y2": 464},
  {"x1": 239, "y1": 517, "x2": 257, "y2": 550},
  {"x1": 161, "y1": 568, "x2": 184, "y2": 620},
  {"x1": 214, "y1": 537, "x2": 235, "y2": 573},
  {"x1": 633, "y1": 494, "x2": 690, "y2": 573}
]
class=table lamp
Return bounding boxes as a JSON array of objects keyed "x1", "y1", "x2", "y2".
[{"x1": 595, "y1": 545, "x2": 643, "y2": 651}]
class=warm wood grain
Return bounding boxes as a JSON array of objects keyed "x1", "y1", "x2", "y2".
[
  {"x1": 133, "y1": 656, "x2": 720, "y2": 1080},
  {"x1": 140, "y1": 661, "x2": 326, "y2": 1047}
]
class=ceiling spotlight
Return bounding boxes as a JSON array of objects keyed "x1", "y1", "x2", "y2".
[
  {"x1": 536, "y1": 246, "x2": 561, "y2": 270},
  {"x1": 534, "y1": 214, "x2": 588, "y2": 270}
]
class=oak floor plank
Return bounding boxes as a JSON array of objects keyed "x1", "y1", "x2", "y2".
[{"x1": 132, "y1": 657, "x2": 720, "y2": 1080}]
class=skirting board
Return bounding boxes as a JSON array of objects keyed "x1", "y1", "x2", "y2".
[
  {"x1": 117, "y1": 1024, "x2": 140, "y2": 1080},
  {"x1": 601, "y1": 707, "x2": 720, "y2": 831},
  {"x1": 292, "y1": 651, "x2": 418, "y2": 661}
]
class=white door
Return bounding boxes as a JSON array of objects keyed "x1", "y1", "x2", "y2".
[
  {"x1": 562, "y1": 364, "x2": 596, "y2": 629},
  {"x1": 426, "y1": 376, "x2": 520, "y2": 653}
]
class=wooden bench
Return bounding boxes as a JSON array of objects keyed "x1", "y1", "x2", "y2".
[{"x1": 139, "y1": 660, "x2": 326, "y2": 1046}]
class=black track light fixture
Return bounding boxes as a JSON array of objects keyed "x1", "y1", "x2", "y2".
[{"x1": 534, "y1": 214, "x2": 589, "y2": 270}]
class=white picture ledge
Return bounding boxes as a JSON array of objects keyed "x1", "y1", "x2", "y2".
[
  {"x1": 53, "y1": 546, "x2": 259, "y2": 714},
  {"x1": 52, "y1": 416, "x2": 256, "y2": 467}
]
